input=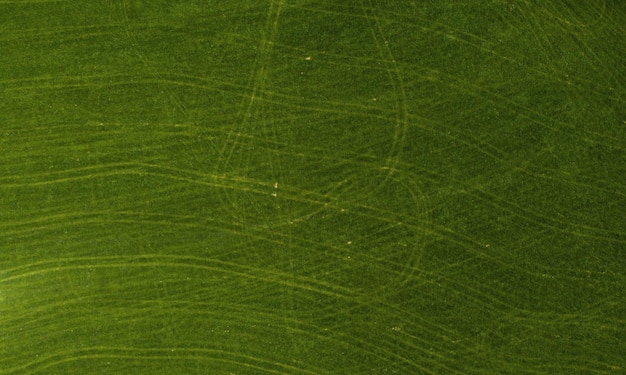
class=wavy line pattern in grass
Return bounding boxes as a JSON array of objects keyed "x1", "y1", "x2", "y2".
[{"x1": 1, "y1": 1, "x2": 624, "y2": 374}]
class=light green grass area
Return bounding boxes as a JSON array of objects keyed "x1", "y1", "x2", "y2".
[{"x1": 1, "y1": 1, "x2": 624, "y2": 374}]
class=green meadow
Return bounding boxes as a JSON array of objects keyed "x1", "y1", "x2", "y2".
[{"x1": 1, "y1": 1, "x2": 624, "y2": 373}]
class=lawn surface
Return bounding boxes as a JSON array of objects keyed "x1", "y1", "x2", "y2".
[{"x1": 1, "y1": 1, "x2": 625, "y2": 374}]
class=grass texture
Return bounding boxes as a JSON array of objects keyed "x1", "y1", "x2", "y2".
[{"x1": 1, "y1": 1, "x2": 625, "y2": 374}]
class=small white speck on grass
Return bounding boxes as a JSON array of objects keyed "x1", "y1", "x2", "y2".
[{"x1": 304, "y1": 56, "x2": 311, "y2": 60}]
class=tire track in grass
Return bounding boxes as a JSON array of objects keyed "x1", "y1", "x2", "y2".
[
  {"x1": 497, "y1": 1, "x2": 624, "y2": 148},
  {"x1": 0, "y1": 160, "x2": 425, "y2": 274},
  {"x1": 11, "y1": 163, "x2": 427, "y2": 316},
  {"x1": 0, "y1": 254, "x2": 350, "y2": 373},
  {"x1": 209, "y1": 1, "x2": 287, "y2": 231},
  {"x1": 413, "y1": 166, "x2": 625, "y2": 246},
  {"x1": 0, "y1": 185, "x2": 588, "y2": 370},
  {"x1": 0, "y1": 255, "x2": 354, "y2": 302},
  {"x1": 276, "y1": 3, "x2": 423, "y2": 205},
  {"x1": 0, "y1": 0, "x2": 65, "y2": 4},
  {"x1": 118, "y1": 0, "x2": 188, "y2": 118},
  {"x1": 2, "y1": 156, "x2": 619, "y2": 272},
  {"x1": 368, "y1": 267, "x2": 622, "y2": 373},
  {"x1": 281, "y1": 3, "x2": 432, "y2": 327},
  {"x1": 0, "y1": 256, "x2": 459, "y2": 373},
  {"x1": 0, "y1": 24, "x2": 120, "y2": 44},
  {"x1": 265, "y1": 3, "x2": 624, "y2": 373},
  {"x1": 513, "y1": 165, "x2": 626, "y2": 201},
  {"x1": 0, "y1": 174, "x2": 454, "y2": 374},
  {"x1": 0, "y1": 270, "x2": 453, "y2": 374},
  {"x1": 359, "y1": 0, "x2": 409, "y2": 195},
  {"x1": 537, "y1": 0, "x2": 621, "y2": 91},
  {"x1": 2, "y1": 346, "x2": 320, "y2": 375},
  {"x1": 50, "y1": 61, "x2": 505, "y2": 176},
  {"x1": 366, "y1": 2, "x2": 623, "y2": 150},
  {"x1": 267, "y1": 4, "x2": 523, "y2": 309},
  {"x1": 217, "y1": 0, "x2": 283, "y2": 174}
]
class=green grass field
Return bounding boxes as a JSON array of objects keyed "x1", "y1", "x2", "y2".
[{"x1": 1, "y1": 1, "x2": 624, "y2": 373}]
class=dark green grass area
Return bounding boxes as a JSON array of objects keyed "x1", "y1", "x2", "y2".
[{"x1": 1, "y1": 1, "x2": 624, "y2": 374}]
